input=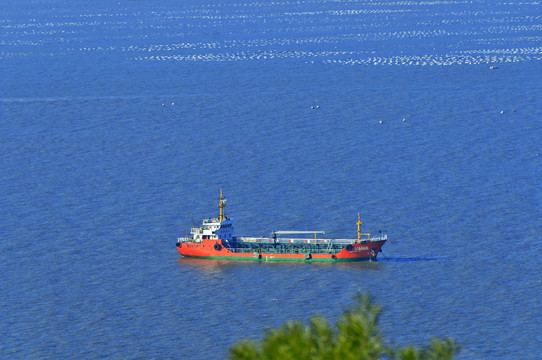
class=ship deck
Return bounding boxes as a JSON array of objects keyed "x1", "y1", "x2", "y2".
[
  {"x1": 223, "y1": 241, "x2": 346, "y2": 255},
  {"x1": 177, "y1": 235, "x2": 387, "y2": 255}
]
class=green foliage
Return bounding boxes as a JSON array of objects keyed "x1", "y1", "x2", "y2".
[
  {"x1": 228, "y1": 294, "x2": 459, "y2": 360},
  {"x1": 391, "y1": 338, "x2": 459, "y2": 360}
]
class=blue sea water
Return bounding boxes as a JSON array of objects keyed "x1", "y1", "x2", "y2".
[{"x1": 1, "y1": 0, "x2": 541, "y2": 359}]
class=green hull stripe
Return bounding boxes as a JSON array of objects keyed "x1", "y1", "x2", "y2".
[{"x1": 181, "y1": 255, "x2": 376, "y2": 262}]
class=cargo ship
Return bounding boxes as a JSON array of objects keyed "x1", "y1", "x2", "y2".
[{"x1": 176, "y1": 190, "x2": 387, "y2": 262}]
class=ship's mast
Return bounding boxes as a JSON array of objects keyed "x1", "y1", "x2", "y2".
[
  {"x1": 218, "y1": 189, "x2": 226, "y2": 222},
  {"x1": 357, "y1": 213, "x2": 362, "y2": 243}
]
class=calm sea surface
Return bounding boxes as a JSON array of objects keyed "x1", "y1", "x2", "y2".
[{"x1": 1, "y1": 0, "x2": 541, "y2": 359}]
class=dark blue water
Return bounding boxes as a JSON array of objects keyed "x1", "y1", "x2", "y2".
[{"x1": 1, "y1": 0, "x2": 541, "y2": 359}]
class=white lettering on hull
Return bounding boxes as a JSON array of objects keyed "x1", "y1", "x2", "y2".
[{"x1": 351, "y1": 246, "x2": 369, "y2": 252}]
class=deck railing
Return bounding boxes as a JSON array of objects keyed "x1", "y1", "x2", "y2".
[
  {"x1": 178, "y1": 234, "x2": 387, "y2": 246},
  {"x1": 235, "y1": 234, "x2": 387, "y2": 244},
  {"x1": 224, "y1": 246, "x2": 342, "y2": 255}
]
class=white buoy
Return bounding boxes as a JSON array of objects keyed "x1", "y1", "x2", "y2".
[
  {"x1": 379, "y1": 120, "x2": 383, "y2": 124},
  {"x1": 402, "y1": 118, "x2": 406, "y2": 122},
  {"x1": 162, "y1": 103, "x2": 165, "y2": 107},
  {"x1": 501, "y1": 110, "x2": 504, "y2": 114},
  {"x1": 172, "y1": 102, "x2": 175, "y2": 106}
]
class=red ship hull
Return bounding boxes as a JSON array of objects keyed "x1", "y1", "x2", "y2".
[{"x1": 176, "y1": 239, "x2": 386, "y2": 262}]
